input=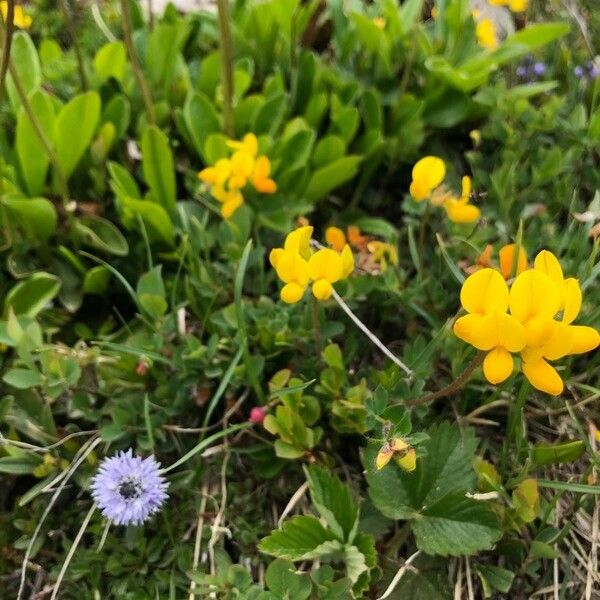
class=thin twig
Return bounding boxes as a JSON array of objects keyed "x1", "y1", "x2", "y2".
[
  {"x1": 331, "y1": 289, "x2": 413, "y2": 378},
  {"x1": 277, "y1": 481, "x2": 309, "y2": 527},
  {"x1": 17, "y1": 436, "x2": 102, "y2": 600},
  {"x1": 377, "y1": 550, "x2": 421, "y2": 600},
  {"x1": 120, "y1": 0, "x2": 155, "y2": 124},
  {"x1": 0, "y1": 0, "x2": 14, "y2": 104},
  {"x1": 188, "y1": 479, "x2": 210, "y2": 600},
  {"x1": 49, "y1": 503, "x2": 97, "y2": 600},
  {"x1": 216, "y1": 0, "x2": 234, "y2": 136},
  {"x1": 406, "y1": 353, "x2": 484, "y2": 407}
]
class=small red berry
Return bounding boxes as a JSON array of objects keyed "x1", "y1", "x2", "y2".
[{"x1": 249, "y1": 406, "x2": 266, "y2": 424}]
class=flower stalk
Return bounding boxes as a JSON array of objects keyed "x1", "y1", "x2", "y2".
[{"x1": 216, "y1": 0, "x2": 234, "y2": 136}]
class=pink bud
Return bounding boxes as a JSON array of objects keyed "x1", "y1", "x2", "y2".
[
  {"x1": 136, "y1": 361, "x2": 148, "y2": 376},
  {"x1": 249, "y1": 406, "x2": 266, "y2": 424}
]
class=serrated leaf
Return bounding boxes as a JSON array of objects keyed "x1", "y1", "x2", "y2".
[
  {"x1": 264, "y1": 559, "x2": 311, "y2": 600},
  {"x1": 304, "y1": 465, "x2": 358, "y2": 542},
  {"x1": 258, "y1": 515, "x2": 338, "y2": 560},
  {"x1": 365, "y1": 423, "x2": 501, "y2": 556}
]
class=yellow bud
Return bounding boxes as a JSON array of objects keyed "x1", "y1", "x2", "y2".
[
  {"x1": 396, "y1": 448, "x2": 417, "y2": 472},
  {"x1": 376, "y1": 445, "x2": 394, "y2": 470}
]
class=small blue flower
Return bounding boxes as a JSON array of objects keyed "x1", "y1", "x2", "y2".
[{"x1": 91, "y1": 449, "x2": 168, "y2": 526}]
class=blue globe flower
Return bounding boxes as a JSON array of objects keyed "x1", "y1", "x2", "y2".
[{"x1": 91, "y1": 450, "x2": 168, "y2": 526}]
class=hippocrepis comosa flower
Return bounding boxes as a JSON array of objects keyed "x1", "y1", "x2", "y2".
[
  {"x1": 270, "y1": 225, "x2": 354, "y2": 303},
  {"x1": 454, "y1": 250, "x2": 599, "y2": 394},
  {"x1": 197, "y1": 133, "x2": 276, "y2": 219},
  {"x1": 90, "y1": 449, "x2": 168, "y2": 526},
  {"x1": 409, "y1": 156, "x2": 481, "y2": 223},
  {"x1": 0, "y1": 1, "x2": 32, "y2": 29}
]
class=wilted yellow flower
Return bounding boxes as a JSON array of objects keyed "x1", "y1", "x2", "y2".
[
  {"x1": 499, "y1": 243, "x2": 528, "y2": 279},
  {"x1": 368, "y1": 241, "x2": 398, "y2": 271},
  {"x1": 271, "y1": 226, "x2": 354, "y2": 303},
  {"x1": 476, "y1": 18, "x2": 498, "y2": 50},
  {"x1": 325, "y1": 226, "x2": 346, "y2": 253},
  {"x1": 1, "y1": 1, "x2": 32, "y2": 29},
  {"x1": 376, "y1": 438, "x2": 416, "y2": 472}
]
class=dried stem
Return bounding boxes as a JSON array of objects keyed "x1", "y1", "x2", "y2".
[
  {"x1": 216, "y1": 0, "x2": 234, "y2": 136},
  {"x1": 120, "y1": 0, "x2": 156, "y2": 124},
  {"x1": 377, "y1": 550, "x2": 421, "y2": 600},
  {"x1": 406, "y1": 353, "x2": 484, "y2": 407}
]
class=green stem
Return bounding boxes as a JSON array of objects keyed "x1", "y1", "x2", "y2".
[
  {"x1": 0, "y1": 0, "x2": 14, "y2": 105},
  {"x1": 216, "y1": 0, "x2": 234, "y2": 136},
  {"x1": 58, "y1": 0, "x2": 88, "y2": 91},
  {"x1": 406, "y1": 352, "x2": 484, "y2": 407},
  {"x1": 311, "y1": 296, "x2": 322, "y2": 357},
  {"x1": 120, "y1": 0, "x2": 156, "y2": 125},
  {"x1": 6, "y1": 61, "x2": 70, "y2": 205},
  {"x1": 417, "y1": 202, "x2": 431, "y2": 276}
]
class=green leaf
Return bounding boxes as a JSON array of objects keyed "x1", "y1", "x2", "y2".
[
  {"x1": 304, "y1": 465, "x2": 359, "y2": 542},
  {"x1": 312, "y1": 135, "x2": 346, "y2": 167},
  {"x1": 83, "y1": 266, "x2": 111, "y2": 295},
  {"x1": 364, "y1": 422, "x2": 501, "y2": 556},
  {"x1": 120, "y1": 197, "x2": 175, "y2": 245},
  {"x1": 4, "y1": 272, "x2": 61, "y2": 318},
  {"x1": 4, "y1": 197, "x2": 57, "y2": 242},
  {"x1": 141, "y1": 125, "x2": 177, "y2": 215},
  {"x1": 254, "y1": 92, "x2": 288, "y2": 136},
  {"x1": 3, "y1": 368, "x2": 43, "y2": 389},
  {"x1": 259, "y1": 515, "x2": 338, "y2": 560},
  {"x1": 304, "y1": 156, "x2": 362, "y2": 202},
  {"x1": 6, "y1": 32, "x2": 41, "y2": 113},
  {"x1": 475, "y1": 564, "x2": 514, "y2": 597},
  {"x1": 16, "y1": 89, "x2": 55, "y2": 196},
  {"x1": 0, "y1": 454, "x2": 42, "y2": 475},
  {"x1": 265, "y1": 559, "x2": 312, "y2": 600},
  {"x1": 183, "y1": 92, "x2": 221, "y2": 161},
  {"x1": 137, "y1": 266, "x2": 167, "y2": 319},
  {"x1": 74, "y1": 215, "x2": 129, "y2": 256},
  {"x1": 108, "y1": 160, "x2": 141, "y2": 199},
  {"x1": 93, "y1": 41, "x2": 126, "y2": 82},
  {"x1": 532, "y1": 441, "x2": 585, "y2": 466},
  {"x1": 55, "y1": 91, "x2": 101, "y2": 179}
]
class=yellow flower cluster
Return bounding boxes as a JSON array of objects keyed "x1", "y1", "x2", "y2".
[
  {"x1": 475, "y1": 17, "x2": 498, "y2": 51},
  {"x1": 489, "y1": 0, "x2": 528, "y2": 13},
  {"x1": 0, "y1": 1, "x2": 31, "y2": 29},
  {"x1": 270, "y1": 226, "x2": 354, "y2": 304},
  {"x1": 409, "y1": 156, "x2": 481, "y2": 223},
  {"x1": 454, "y1": 250, "x2": 599, "y2": 395},
  {"x1": 197, "y1": 133, "x2": 276, "y2": 219}
]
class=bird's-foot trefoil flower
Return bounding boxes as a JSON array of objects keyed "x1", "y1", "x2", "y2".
[
  {"x1": 1, "y1": 1, "x2": 32, "y2": 29},
  {"x1": 90, "y1": 449, "x2": 169, "y2": 526}
]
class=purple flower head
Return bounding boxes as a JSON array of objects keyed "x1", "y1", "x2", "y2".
[
  {"x1": 590, "y1": 64, "x2": 600, "y2": 79},
  {"x1": 516, "y1": 66, "x2": 527, "y2": 78},
  {"x1": 533, "y1": 62, "x2": 546, "y2": 76},
  {"x1": 91, "y1": 450, "x2": 168, "y2": 526},
  {"x1": 574, "y1": 66, "x2": 585, "y2": 78}
]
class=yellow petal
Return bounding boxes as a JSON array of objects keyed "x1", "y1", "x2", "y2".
[
  {"x1": 539, "y1": 322, "x2": 573, "y2": 361},
  {"x1": 275, "y1": 251, "x2": 309, "y2": 286},
  {"x1": 391, "y1": 438, "x2": 409, "y2": 452},
  {"x1": 483, "y1": 347, "x2": 514, "y2": 384},
  {"x1": 308, "y1": 249, "x2": 343, "y2": 283},
  {"x1": 509, "y1": 269, "x2": 560, "y2": 322},
  {"x1": 460, "y1": 268, "x2": 509, "y2": 315},
  {"x1": 227, "y1": 133, "x2": 258, "y2": 156},
  {"x1": 410, "y1": 156, "x2": 446, "y2": 200},
  {"x1": 376, "y1": 446, "x2": 394, "y2": 470},
  {"x1": 498, "y1": 244, "x2": 528, "y2": 280},
  {"x1": 454, "y1": 314, "x2": 495, "y2": 350},
  {"x1": 521, "y1": 356, "x2": 564, "y2": 395},
  {"x1": 280, "y1": 282, "x2": 306, "y2": 304},
  {"x1": 492, "y1": 311, "x2": 527, "y2": 352},
  {"x1": 340, "y1": 244, "x2": 354, "y2": 279},
  {"x1": 396, "y1": 448, "x2": 416, "y2": 472},
  {"x1": 269, "y1": 248, "x2": 283, "y2": 268},
  {"x1": 534, "y1": 250, "x2": 564, "y2": 305},
  {"x1": 221, "y1": 193, "x2": 244, "y2": 219},
  {"x1": 325, "y1": 226, "x2": 346, "y2": 252},
  {"x1": 312, "y1": 279, "x2": 334, "y2": 300},
  {"x1": 444, "y1": 199, "x2": 480, "y2": 223},
  {"x1": 523, "y1": 314, "x2": 557, "y2": 348},
  {"x1": 409, "y1": 180, "x2": 429, "y2": 201},
  {"x1": 568, "y1": 326, "x2": 600, "y2": 354},
  {"x1": 284, "y1": 226, "x2": 313, "y2": 259},
  {"x1": 460, "y1": 176, "x2": 472, "y2": 199},
  {"x1": 562, "y1": 278, "x2": 581, "y2": 324}
]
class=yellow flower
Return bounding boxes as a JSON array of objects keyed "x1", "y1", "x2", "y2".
[
  {"x1": 453, "y1": 269, "x2": 526, "y2": 383},
  {"x1": 226, "y1": 132, "x2": 258, "y2": 157},
  {"x1": 376, "y1": 438, "x2": 416, "y2": 472},
  {"x1": 367, "y1": 241, "x2": 398, "y2": 271},
  {"x1": 443, "y1": 176, "x2": 481, "y2": 223},
  {"x1": 476, "y1": 18, "x2": 498, "y2": 50},
  {"x1": 1, "y1": 1, "x2": 32, "y2": 29},
  {"x1": 325, "y1": 226, "x2": 346, "y2": 253},
  {"x1": 373, "y1": 16, "x2": 386, "y2": 29},
  {"x1": 250, "y1": 156, "x2": 277, "y2": 194},
  {"x1": 409, "y1": 156, "x2": 446, "y2": 201},
  {"x1": 212, "y1": 185, "x2": 244, "y2": 219},
  {"x1": 499, "y1": 243, "x2": 528, "y2": 280},
  {"x1": 197, "y1": 133, "x2": 276, "y2": 219},
  {"x1": 396, "y1": 447, "x2": 416, "y2": 472},
  {"x1": 488, "y1": 0, "x2": 527, "y2": 10},
  {"x1": 271, "y1": 226, "x2": 354, "y2": 303}
]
